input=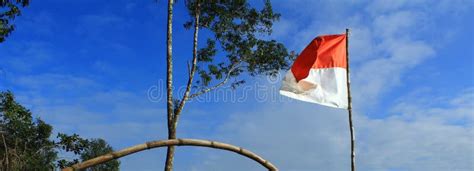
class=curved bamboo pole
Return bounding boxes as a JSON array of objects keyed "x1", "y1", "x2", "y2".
[{"x1": 62, "y1": 138, "x2": 278, "y2": 171}]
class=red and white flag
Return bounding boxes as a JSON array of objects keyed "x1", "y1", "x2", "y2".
[{"x1": 280, "y1": 34, "x2": 348, "y2": 109}]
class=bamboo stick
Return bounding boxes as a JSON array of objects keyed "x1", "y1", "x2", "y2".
[
  {"x1": 62, "y1": 138, "x2": 278, "y2": 171},
  {"x1": 345, "y1": 28, "x2": 356, "y2": 171}
]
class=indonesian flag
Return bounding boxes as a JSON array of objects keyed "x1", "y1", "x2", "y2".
[{"x1": 280, "y1": 34, "x2": 348, "y2": 109}]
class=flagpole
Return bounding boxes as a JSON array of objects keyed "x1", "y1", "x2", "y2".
[{"x1": 345, "y1": 28, "x2": 356, "y2": 171}]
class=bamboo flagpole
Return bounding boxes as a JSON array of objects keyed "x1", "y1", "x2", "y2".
[
  {"x1": 279, "y1": 28, "x2": 356, "y2": 171},
  {"x1": 345, "y1": 28, "x2": 356, "y2": 171}
]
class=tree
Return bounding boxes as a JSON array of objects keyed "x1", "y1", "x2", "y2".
[
  {"x1": 163, "y1": 1, "x2": 294, "y2": 170},
  {"x1": 0, "y1": 0, "x2": 29, "y2": 42},
  {"x1": 0, "y1": 91, "x2": 57, "y2": 170},
  {"x1": 0, "y1": 91, "x2": 120, "y2": 170},
  {"x1": 56, "y1": 133, "x2": 91, "y2": 169},
  {"x1": 80, "y1": 138, "x2": 120, "y2": 171}
]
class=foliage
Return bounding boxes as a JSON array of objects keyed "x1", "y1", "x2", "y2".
[
  {"x1": 55, "y1": 133, "x2": 91, "y2": 168},
  {"x1": 0, "y1": 91, "x2": 56, "y2": 170},
  {"x1": 184, "y1": 0, "x2": 295, "y2": 91},
  {"x1": 0, "y1": 91, "x2": 119, "y2": 170},
  {"x1": 80, "y1": 138, "x2": 120, "y2": 171},
  {"x1": 57, "y1": 133, "x2": 91, "y2": 155},
  {"x1": 0, "y1": 0, "x2": 29, "y2": 42}
]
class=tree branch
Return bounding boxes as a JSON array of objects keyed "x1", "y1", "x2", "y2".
[
  {"x1": 188, "y1": 61, "x2": 242, "y2": 99},
  {"x1": 174, "y1": 1, "x2": 200, "y2": 123},
  {"x1": 62, "y1": 139, "x2": 278, "y2": 171},
  {"x1": 2, "y1": 133, "x2": 8, "y2": 170}
]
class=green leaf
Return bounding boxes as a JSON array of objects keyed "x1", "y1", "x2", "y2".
[{"x1": 185, "y1": 1, "x2": 293, "y2": 90}]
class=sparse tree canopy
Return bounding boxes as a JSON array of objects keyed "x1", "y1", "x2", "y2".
[
  {"x1": 0, "y1": 91, "x2": 119, "y2": 170},
  {"x1": 164, "y1": 1, "x2": 294, "y2": 170},
  {"x1": 80, "y1": 138, "x2": 120, "y2": 171},
  {"x1": 0, "y1": 0, "x2": 29, "y2": 42},
  {"x1": 0, "y1": 91, "x2": 57, "y2": 170},
  {"x1": 185, "y1": 0, "x2": 294, "y2": 92}
]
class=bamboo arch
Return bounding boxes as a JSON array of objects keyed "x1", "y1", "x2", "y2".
[{"x1": 62, "y1": 138, "x2": 278, "y2": 171}]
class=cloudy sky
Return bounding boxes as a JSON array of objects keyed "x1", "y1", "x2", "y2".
[{"x1": 0, "y1": 0, "x2": 473, "y2": 170}]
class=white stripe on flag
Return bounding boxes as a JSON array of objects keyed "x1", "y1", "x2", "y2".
[{"x1": 280, "y1": 67, "x2": 348, "y2": 109}]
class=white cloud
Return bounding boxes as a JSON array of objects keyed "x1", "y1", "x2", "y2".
[
  {"x1": 14, "y1": 73, "x2": 100, "y2": 91},
  {"x1": 1, "y1": 41, "x2": 56, "y2": 73},
  {"x1": 365, "y1": 0, "x2": 427, "y2": 15},
  {"x1": 390, "y1": 88, "x2": 474, "y2": 126},
  {"x1": 358, "y1": 89, "x2": 474, "y2": 170},
  {"x1": 353, "y1": 39, "x2": 435, "y2": 108},
  {"x1": 373, "y1": 11, "x2": 422, "y2": 38},
  {"x1": 186, "y1": 87, "x2": 473, "y2": 171},
  {"x1": 270, "y1": 18, "x2": 297, "y2": 41}
]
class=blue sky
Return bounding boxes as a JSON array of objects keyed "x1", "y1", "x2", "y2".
[{"x1": 0, "y1": 0, "x2": 473, "y2": 170}]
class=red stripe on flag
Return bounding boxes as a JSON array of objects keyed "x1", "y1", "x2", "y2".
[{"x1": 291, "y1": 34, "x2": 347, "y2": 82}]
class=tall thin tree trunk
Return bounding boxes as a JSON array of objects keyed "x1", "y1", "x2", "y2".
[
  {"x1": 164, "y1": 0, "x2": 175, "y2": 170},
  {"x1": 164, "y1": 1, "x2": 201, "y2": 170}
]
